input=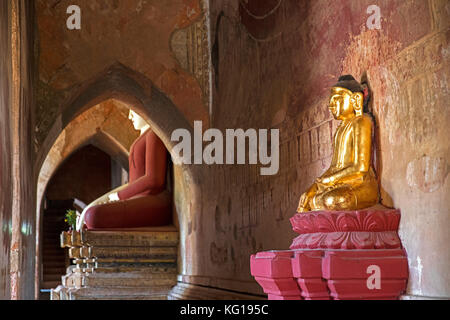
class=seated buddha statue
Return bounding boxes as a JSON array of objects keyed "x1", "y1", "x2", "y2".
[
  {"x1": 76, "y1": 110, "x2": 171, "y2": 230},
  {"x1": 297, "y1": 75, "x2": 380, "y2": 213}
]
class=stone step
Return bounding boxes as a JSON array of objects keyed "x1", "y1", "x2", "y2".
[
  {"x1": 52, "y1": 228, "x2": 180, "y2": 300},
  {"x1": 61, "y1": 271, "x2": 178, "y2": 289},
  {"x1": 50, "y1": 285, "x2": 66, "y2": 300},
  {"x1": 83, "y1": 228, "x2": 178, "y2": 247},
  {"x1": 83, "y1": 272, "x2": 177, "y2": 288},
  {"x1": 168, "y1": 283, "x2": 229, "y2": 300},
  {"x1": 168, "y1": 282, "x2": 264, "y2": 300},
  {"x1": 67, "y1": 286, "x2": 174, "y2": 300},
  {"x1": 94, "y1": 264, "x2": 177, "y2": 274},
  {"x1": 95, "y1": 261, "x2": 178, "y2": 269},
  {"x1": 91, "y1": 246, "x2": 177, "y2": 260}
]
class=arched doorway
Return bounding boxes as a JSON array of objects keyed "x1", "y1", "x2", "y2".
[
  {"x1": 35, "y1": 64, "x2": 202, "y2": 299},
  {"x1": 39, "y1": 144, "x2": 127, "y2": 299}
]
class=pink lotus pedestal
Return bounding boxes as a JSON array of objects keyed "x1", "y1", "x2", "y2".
[{"x1": 250, "y1": 207, "x2": 409, "y2": 300}]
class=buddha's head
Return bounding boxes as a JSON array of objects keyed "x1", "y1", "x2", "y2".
[
  {"x1": 129, "y1": 110, "x2": 150, "y2": 134},
  {"x1": 329, "y1": 75, "x2": 364, "y2": 121}
]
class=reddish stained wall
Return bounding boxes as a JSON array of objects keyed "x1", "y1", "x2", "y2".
[
  {"x1": 2, "y1": 0, "x2": 447, "y2": 299},
  {"x1": 35, "y1": 0, "x2": 208, "y2": 145},
  {"x1": 0, "y1": 0, "x2": 12, "y2": 300},
  {"x1": 45, "y1": 145, "x2": 113, "y2": 205},
  {"x1": 188, "y1": 0, "x2": 449, "y2": 298},
  {"x1": 8, "y1": 0, "x2": 37, "y2": 300}
]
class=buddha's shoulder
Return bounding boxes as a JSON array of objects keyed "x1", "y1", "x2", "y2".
[
  {"x1": 352, "y1": 114, "x2": 373, "y2": 126},
  {"x1": 131, "y1": 129, "x2": 152, "y2": 150}
]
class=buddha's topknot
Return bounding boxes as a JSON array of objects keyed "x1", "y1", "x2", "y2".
[{"x1": 334, "y1": 75, "x2": 364, "y2": 93}]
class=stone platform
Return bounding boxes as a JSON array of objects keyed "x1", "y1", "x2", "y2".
[
  {"x1": 51, "y1": 226, "x2": 178, "y2": 300},
  {"x1": 168, "y1": 281, "x2": 266, "y2": 300},
  {"x1": 250, "y1": 207, "x2": 409, "y2": 300}
]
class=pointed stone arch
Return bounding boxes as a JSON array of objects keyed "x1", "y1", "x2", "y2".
[
  {"x1": 36, "y1": 63, "x2": 199, "y2": 174},
  {"x1": 37, "y1": 127, "x2": 131, "y2": 213},
  {"x1": 35, "y1": 63, "x2": 202, "y2": 295}
]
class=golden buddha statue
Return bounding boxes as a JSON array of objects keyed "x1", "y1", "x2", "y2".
[{"x1": 297, "y1": 75, "x2": 380, "y2": 212}]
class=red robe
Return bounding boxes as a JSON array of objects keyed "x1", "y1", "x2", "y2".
[{"x1": 85, "y1": 129, "x2": 171, "y2": 229}]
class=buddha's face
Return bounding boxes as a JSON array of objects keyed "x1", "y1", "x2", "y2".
[
  {"x1": 329, "y1": 87, "x2": 363, "y2": 120},
  {"x1": 128, "y1": 110, "x2": 148, "y2": 131}
]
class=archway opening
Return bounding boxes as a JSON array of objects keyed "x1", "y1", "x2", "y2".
[
  {"x1": 36, "y1": 96, "x2": 186, "y2": 299},
  {"x1": 39, "y1": 144, "x2": 127, "y2": 299},
  {"x1": 34, "y1": 66, "x2": 202, "y2": 300}
]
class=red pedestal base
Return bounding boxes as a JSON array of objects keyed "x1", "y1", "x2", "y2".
[{"x1": 250, "y1": 208, "x2": 409, "y2": 300}]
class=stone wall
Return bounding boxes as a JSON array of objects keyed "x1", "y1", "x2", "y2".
[
  {"x1": 187, "y1": 0, "x2": 449, "y2": 298},
  {"x1": 34, "y1": 0, "x2": 209, "y2": 160}
]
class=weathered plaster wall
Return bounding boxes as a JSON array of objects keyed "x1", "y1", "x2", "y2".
[
  {"x1": 4, "y1": 0, "x2": 446, "y2": 299},
  {"x1": 188, "y1": 0, "x2": 449, "y2": 298},
  {"x1": 34, "y1": 0, "x2": 209, "y2": 159},
  {"x1": 9, "y1": 0, "x2": 36, "y2": 300},
  {"x1": 45, "y1": 145, "x2": 113, "y2": 204},
  {"x1": 0, "y1": 0, "x2": 13, "y2": 300}
]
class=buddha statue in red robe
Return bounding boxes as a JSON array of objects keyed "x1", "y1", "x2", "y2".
[{"x1": 76, "y1": 110, "x2": 171, "y2": 230}]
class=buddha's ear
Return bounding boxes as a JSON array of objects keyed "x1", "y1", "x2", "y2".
[{"x1": 351, "y1": 92, "x2": 363, "y2": 116}]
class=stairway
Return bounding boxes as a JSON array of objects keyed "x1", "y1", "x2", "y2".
[
  {"x1": 40, "y1": 200, "x2": 72, "y2": 300},
  {"x1": 51, "y1": 226, "x2": 179, "y2": 300}
]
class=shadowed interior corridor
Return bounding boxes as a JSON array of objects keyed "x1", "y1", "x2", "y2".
[{"x1": 0, "y1": 0, "x2": 448, "y2": 302}]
